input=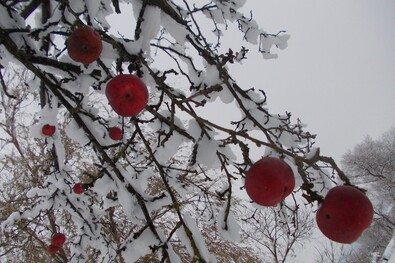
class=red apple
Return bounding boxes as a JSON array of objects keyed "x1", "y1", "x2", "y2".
[
  {"x1": 109, "y1": 126, "x2": 122, "y2": 140},
  {"x1": 245, "y1": 157, "x2": 295, "y2": 206},
  {"x1": 105, "y1": 74, "x2": 148, "y2": 117},
  {"x1": 73, "y1": 183, "x2": 85, "y2": 194},
  {"x1": 316, "y1": 185, "x2": 374, "y2": 244},
  {"x1": 66, "y1": 27, "x2": 103, "y2": 64},
  {"x1": 42, "y1": 124, "x2": 56, "y2": 137},
  {"x1": 48, "y1": 244, "x2": 60, "y2": 254},
  {"x1": 51, "y1": 233, "x2": 66, "y2": 247}
]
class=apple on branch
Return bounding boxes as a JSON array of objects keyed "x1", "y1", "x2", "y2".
[
  {"x1": 73, "y1": 183, "x2": 85, "y2": 195},
  {"x1": 316, "y1": 185, "x2": 374, "y2": 244},
  {"x1": 51, "y1": 233, "x2": 66, "y2": 247},
  {"x1": 109, "y1": 126, "x2": 122, "y2": 141},
  {"x1": 245, "y1": 157, "x2": 295, "y2": 206},
  {"x1": 41, "y1": 124, "x2": 56, "y2": 137},
  {"x1": 66, "y1": 27, "x2": 103, "y2": 64},
  {"x1": 105, "y1": 74, "x2": 148, "y2": 117}
]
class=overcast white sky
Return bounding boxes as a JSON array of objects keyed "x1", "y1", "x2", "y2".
[{"x1": 230, "y1": 0, "x2": 395, "y2": 164}]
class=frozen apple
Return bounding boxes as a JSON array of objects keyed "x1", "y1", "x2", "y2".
[
  {"x1": 42, "y1": 124, "x2": 56, "y2": 137},
  {"x1": 67, "y1": 27, "x2": 103, "y2": 64},
  {"x1": 51, "y1": 233, "x2": 66, "y2": 247},
  {"x1": 105, "y1": 74, "x2": 148, "y2": 117},
  {"x1": 109, "y1": 126, "x2": 122, "y2": 140},
  {"x1": 316, "y1": 185, "x2": 374, "y2": 244},
  {"x1": 245, "y1": 157, "x2": 295, "y2": 206},
  {"x1": 73, "y1": 183, "x2": 85, "y2": 194}
]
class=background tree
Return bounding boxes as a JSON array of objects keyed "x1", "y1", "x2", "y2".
[
  {"x1": 341, "y1": 127, "x2": 395, "y2": 262},
  {"x1": 314, "y1": 240, "x2": 354, "y2": 263},
  {"x1": 0, "y1": 0, "x2": 377, "y2": 262},
  {"x1": 0, "y1": 66, "x2": 309, "y2": 263},
  {"x1": 238, "y1": 205, "x2": 314, "y2": 262},
  {"x1": 0, "y1": 67, "x2": 262, "y2": 262}
]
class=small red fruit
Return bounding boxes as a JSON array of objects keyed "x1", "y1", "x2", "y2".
[
  {"x1": 51, "y1": 233, "x2": 66, "y2": 247},
  {"x1": 316, "y1": 185, "x2": 374, "y2": 244},
  {"x1": 48, "y1": 244, "x2": 60, "y2": 254},
  {"x1": 42, "y1": 124, "x2": 56, "y2": 137},
  {"x1": 105, "y1": 74, "x2": 148, "y2": 117},
  {"x1": 73, "y1": 183, "x2": 85, "y2": 194},
  {"x1": 67, "y1": 27, "x2": 103, "y2": 64},
  {"x1": 245, "y1": 157, "x2": 295, "y2": 206},
  {"x1": 109, "y1": 126, "x2": 122, "y2": 140}
]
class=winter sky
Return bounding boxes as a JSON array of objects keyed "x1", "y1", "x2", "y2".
[
  {"x1": 233, "y1": 0, "x2": 395, "y2": 164},
  {"x1": 235, "y1": 1, "x2": 395, "y2": 261}
]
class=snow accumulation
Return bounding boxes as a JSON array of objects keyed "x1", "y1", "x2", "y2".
[
  {"x1": 384, "y1": 234, "x2": 395, "y2": 263},
  {"x1": 216, "y1": 202, "x2": 242, "y2": 242}
]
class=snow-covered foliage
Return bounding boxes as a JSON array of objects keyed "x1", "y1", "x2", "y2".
[{"x1": 0, "y1": 0, "x2": 370, "y2": 262}]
